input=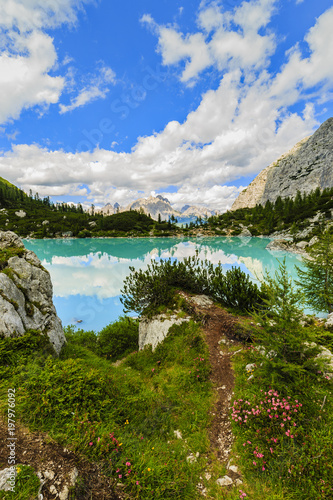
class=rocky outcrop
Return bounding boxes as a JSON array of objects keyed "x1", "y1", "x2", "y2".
[
  {"x1": 139, "y1": 313, "x2": 191, "y2": 351},
  {"x1": 0, "y1": 231, "x2": 66, "y2": 354},
  {"x1": 232, "y1": 117, "x2": 333, "y2": 210}
]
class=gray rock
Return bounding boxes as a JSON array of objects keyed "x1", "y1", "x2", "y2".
[
  {"x1": 309, "y1": 236, "x2": 319, "y2": 246},
  {"x1": 15, "y1": 210, "x2": 26, "y2": 218},
  {"x1": 239, "y1": 227, "x2": 252, "y2": 237},
  {"x1": 139, "y1": 314, "x2": 190, "y2": 351},
  {"x1": 0, "y1": 231, "x2": 24, "y2": 249},
  {"x1": 326, "y1": 313, "x2": 333, "y2": 327},
  {"x1": 0, "y1": 467, "x2": 16, "y2": 491},
  {"x1": 59, "y1": 485, "x2": 69, "y2": 500},
  {"x1": 69, "y1": 468, "x2": 79, "y2": 486},
  {"x1": 174, "y1": 430, "x2": 183, "y2": 440},
  {"x1": 190, "y1": 295, "x2": 214, "y2": 307},
  {"x1": 229, "y1": 465, "x2": 239, "y2": 473},
  {"x1": 0, "y1": 231, "x2": 66, "y2": 355},
  {"x1": 232, "y1": 118, "x2": 333, "y2": 210},
  {"x1": 266, "y1": 239, "x2": 289, "y2": 251},
  {"x1": 216, "y1": 476, "x2": 233, "y2": 486},
  {"x1": 295, "y1": 241, "x2": 309, "y2": 250}
]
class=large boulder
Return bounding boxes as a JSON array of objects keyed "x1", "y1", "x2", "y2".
[
  {"x1": 139, "y1": 314, "x2": 190, "y2": 351},
  {"x1": 0, "y1": 231, "x2": 66, "y2": 354}
]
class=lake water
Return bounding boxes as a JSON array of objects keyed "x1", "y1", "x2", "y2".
[{"x1": 24, "y1": 237, "x2": 308, "y2": 332}]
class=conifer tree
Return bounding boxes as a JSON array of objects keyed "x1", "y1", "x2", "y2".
[{"x1": 296, "y1": 230, "x2": 333, "y2": 313}]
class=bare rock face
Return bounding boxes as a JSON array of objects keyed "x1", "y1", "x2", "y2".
[
  {"x1": 139, "y1": 314, "x2": 191, "y2": 350},
  {"x1": 0, "y1": 231, "x2": 66, "y2": 355},
  {"x1": 232, "y1": 117, "x2": 333, "y2": 210}
]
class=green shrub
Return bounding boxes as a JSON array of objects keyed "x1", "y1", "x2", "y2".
[
  {"x1": 120, "y1": 256, "x2": 210, "y2": 315},
  {"x1": 209, "y1": 265, "x2": 264, "y2": 312},
  {"x1": 252, "y1": 259, "x2": 322, "y2": 388},
  {"x1": 64, "y1": 326, "x2": 98, "y2": 352},
  {"x1": 121, "y1": 257, "x2": 264, "y2": 315},
  {"x1": 97, "y1": 316, "x2": 139, "y2": 361},
  {"x1": 0, "y1": 330, "x2": 53, "y2": 366}
]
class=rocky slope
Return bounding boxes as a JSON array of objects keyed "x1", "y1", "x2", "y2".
[
  {"x1": 232, "y1": 117, "x2": 333, "y2": 210},
  {"x1": 0, "y1": 231, "x2": 66, "y2": 354}
]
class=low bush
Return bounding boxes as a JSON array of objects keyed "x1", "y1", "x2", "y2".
[
  {"x1": 121, "y1": 256, "x2": 265, "y2": 315},
  {"x1": 97, "y1": 316, "x2": 139, "y2": 361},
  {"x1": 209, "y1": 265, "x2": 264, "y2": 312}
]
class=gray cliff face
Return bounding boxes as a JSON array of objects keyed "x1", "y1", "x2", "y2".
[
  {"x1": 232, "y1": 118, "x2": 333, "y2": 210},
  {"x1": 0, "y1": 231, "x2": 66, "y2": 354}
]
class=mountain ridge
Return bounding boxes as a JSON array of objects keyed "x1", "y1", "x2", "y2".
[
  {"x1": 97, "y1": 196, "x2": 218, "y2": 221},
  {"x1": 232, "y1": 117, "x2": 333, "y2": 210}
]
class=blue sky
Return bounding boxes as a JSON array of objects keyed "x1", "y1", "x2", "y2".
[{"x1": 0, "y1": 0, "x2": 332, "y2": 211}]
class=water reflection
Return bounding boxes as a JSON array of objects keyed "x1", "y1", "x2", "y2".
[{"x1": 24, "y1": 237, "x2": 304, "y2": 331}]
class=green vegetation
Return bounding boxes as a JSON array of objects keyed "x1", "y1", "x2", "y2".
[
  {"x1": 0, "y1": 465, "x2": 41, "y2": 500},
  {"x1": 296, "y1": 230, "x2": 333, "y2": 313},
  {"x1": 121, "y1": 255, "x2": 264, "y2": 316},
  {"x1": 0, "y1": 176, "x2": 180, "y2": 238},
  {"x1": 0, "y1": 234, "x2": 332, "y2": 498},
  {"x1": 0, "y1": 246, "x2": 25, "y2": 271},
  {"x1": 208, "y1": 187, "x2": 333, "y2": 237},
  {"x1": 64, "y1": 316, "x2": 139, "y2": 362},
  {"x1": 0, "y1": 320, "x2": 217, "y2": 499}
]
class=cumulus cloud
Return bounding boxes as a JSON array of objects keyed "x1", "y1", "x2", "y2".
[
  {"x1": 141, "y1": 0, "x2": 277, "y2": 84},
  {"x1": 0, "y1": 0, "x2": 95, "y2": 124}
]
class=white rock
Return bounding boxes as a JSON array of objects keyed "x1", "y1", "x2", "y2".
[
  {"x1": 326, "y1": 313, "x2": 333, "y2": 328},
  {"x1": 186, "y1": 453, "x2": 197, "y2": 463},
  {"x1": 235, "y1": 479, "x2": 243, "y2": 486},
  {"x1": 59, "y1": 485, "x2": 69, "y2": 500},
  {"x1": 190, "y1": 295, "x2": 214, "y2": 307},
  {"x1": 245, "y1": 363, "x2": 255, "y2": 372},
  {"x1": 43, "y1": 470, "x2": 55, "y2": 480},
  {"x1": 15, "y1": 210, "x2": 26, "y2": 218},
  {"x1": 174, "y1": 430, "x2": 183, "y2": 440},
  {"x1": 216, "y1": 476, "x2": 233, "y2": 487},
  {"x1": 139, "y1": 314, "x2": 190, "y2": 351},
  {"x1": 296, "y1": 241, "x2": 308, "y2": 249},
  {"x1": 69, "y1": 468, "x2": 79, "y2": 486},
  {"x1": 50, "y1": 485, "x2": 58, "y2": 495},
  {"x1": 308, "y1": 236, "x2": 319, "y2": 246},
  {"x1": 0, "y1": 467, "x2": 16, "y2": 491},
  {"x1": 229, "y1": 465, "x2": 238, "y2": 473}
]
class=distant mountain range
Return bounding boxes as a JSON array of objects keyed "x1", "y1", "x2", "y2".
[
  {"x1": 97, "y1": 195, "x2": 219, "y2": 221},
  {"x1": 232, "y1": 117, "x2": 333, "y2": 210}
]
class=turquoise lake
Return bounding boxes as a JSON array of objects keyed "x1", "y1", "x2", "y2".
[{"x1": 23, "y1": 237, "x2": 308, "y2": 332}]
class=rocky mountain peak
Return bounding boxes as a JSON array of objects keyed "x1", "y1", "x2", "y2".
[{"x1": 231, "y1": 117, "x2": 333, "y2": 210}]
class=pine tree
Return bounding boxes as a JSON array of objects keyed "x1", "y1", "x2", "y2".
[
  {"x1": 252, "y1": 259, "x2": 319, "y2": 386},
  {"x1": 296, "y1": 230, "x2": 333, "y2": 313}
]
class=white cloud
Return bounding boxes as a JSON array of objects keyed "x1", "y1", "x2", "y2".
[
  {"x1": 0, "y1": 0, "x2": 94, "y2": 124},
  {"x1": 59, "y1": 66, "x2": 116, "y2": 113},
  {"x1": 141, "y1": 0, "x2": 277, "y2": 84},
  {"x1": 0, "y1": 2, "x2": 332, "y2": 212},
  {"x1": 270, "y1": 6, "x2": 333, "y2": 103}
]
